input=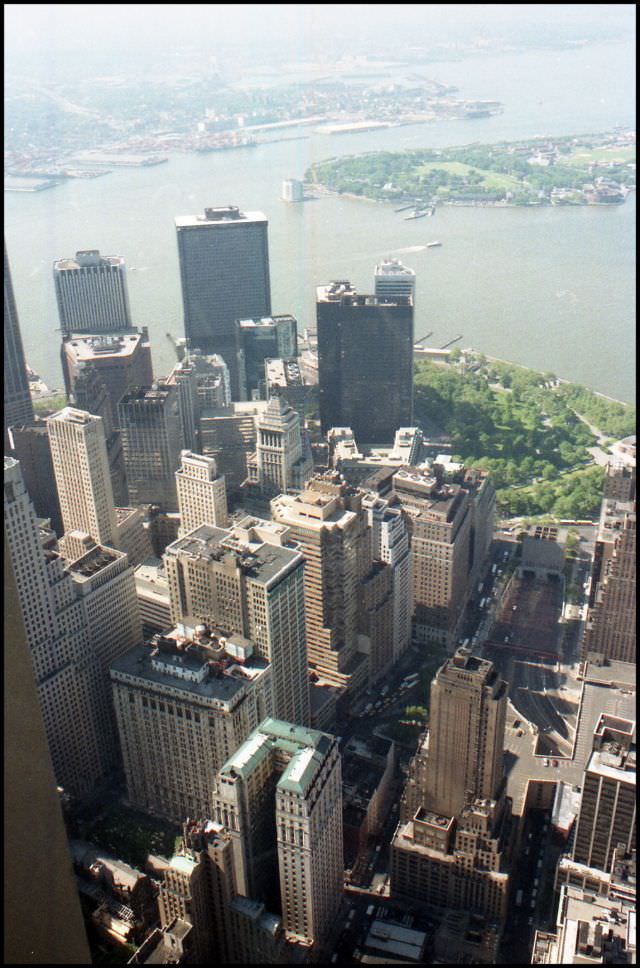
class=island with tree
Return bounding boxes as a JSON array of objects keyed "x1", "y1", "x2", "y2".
[{"x1": 306, "y1": 131, "x2": 635, "y2": 207}]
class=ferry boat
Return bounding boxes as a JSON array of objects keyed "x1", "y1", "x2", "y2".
[
  {"x1": 404, "y1": 209, "x2": 428, "y2": 220},
  {"x1": 426, "y1": 241, "x2": 442, "y2": 247}
]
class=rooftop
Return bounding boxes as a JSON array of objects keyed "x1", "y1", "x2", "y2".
[
  {"x1": 219, "y1": 717, "x2": 335, "y2": 795},
  {"x1": 54, "y1": 251, "x2": 125, "y2": 271},
  {"x1": 165, "y1": 522, "x2": 301, "y2": 585},
  {"x1": 175, "y1": 206, "x2": 267, "y2": 228},
  {"x1": 62, "y1": 331, "x2": 145, "y2": 361},
  {"x1": 110, "y1": 631, "x2": 269, "y2": 709},
  {"x1": 317, "y1": 281, "x2": 412, "y2": 307}
]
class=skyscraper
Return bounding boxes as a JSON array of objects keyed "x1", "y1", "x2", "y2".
[
  {"x1": 583, "y1": 503, "x2": 636, "y2": 665},
  {"x1": 118, "y1": 384, "x2": 183, "y2": 510},
  {"x1": 53, "y1": 249, "x2": 133, "y2": 334},
  {"x1": 176, "y1": 450, "x2": 228, "y2": 535},
  {"x1": 61, "y1": 329, "x2": 153, "y2": 428},
  {"x1": 164, "y1": 517, "x2": 310, "y2": 726},
  {"x1": 246, "y1": 395, "x2": 313, "y2": 498},
  {"x1": 391, "y1": 648, "x2": 511, "y2": 923},
  {"x1": 363, "y1": 494, "x2": 412, "y2": 662},
  {"x1": 212, "y1": 718, "x2": 343, "y2": 953},
  {"x1": 392, "y1": 466, "x2": 473, "y2": 648},
  {"x1": 47, "y1": 407, "x2": 119, "y2": 548},
  {"x1": 374, "y1": 257, "x2": 416, "y2": 301},
  {"x1": 236, "y1": 314, "x2": 297, "y2": 399},
  {"x1": 413, "y1": 649, "x2": 508, "y2": 819},
  {"x1": 111, "y1": 625, "x2": 272, "y2": 822},
  {"x1": 4, "y1": 240, "x2": 34, "y2": 447},
  {"x1": 175, "y1": 207, "x2": 271, "y2": 398},
  {"x1": 271, "y1": 473, "x2": 371, "y2": 695},
  {"x1": 4, "y1": 543, "x2": 91, "y2": 965},
  {"x1": 316, "y1": 281, "x2": 414, "y2": 444},
  {"x1": 4, "y1": 457, "x2": 114, "y2": 797},
  {"x1": 572, "y1": 714, "x2": 636, "y2": 873}
]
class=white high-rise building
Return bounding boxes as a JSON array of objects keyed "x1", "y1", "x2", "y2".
[
  {"x1": 363, "y1": 494, "x2": 412, "y2": 661},
  {"x1": 4, "y1": 457, "x2": 114, "y2": 796},
  {"x1": 212, "y1": 718, "x2": 343, "y2": 953},
  {"x1": 47, "y1": 407, "x2": 118, "y2": 548},
  {"x1": 247, "y1": 396, "x2": 313, "y2": 496},
  {"x1": 53, "y1": 250, "x2": 133, "y2": 335},
  {"x1": 374, "y1": 258, "x2": 416, "y2": 302},
  {"x1": 176, "y1": 450, "x2": 229, "y2": 535}
]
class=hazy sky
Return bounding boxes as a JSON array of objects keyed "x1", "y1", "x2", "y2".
[{"x1": 5, "y1": 4, "x2": 635, "y2": 77}]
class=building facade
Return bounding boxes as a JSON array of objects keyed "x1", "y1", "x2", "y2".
[
  {"x1": 211, "y1": 718, "x2": 343, "y2": 954},
  {"x1": 53, "y1": 250, "x2": 133, "y2": 334},
  {"x1": 47, "y1": 407, "x2": 119, "y2": 548},
  {"x1": 316, "y1": 281, "x2": 414, "y2": 445},
  {"x1": 392, "y1": 467, "x2": 473, "y2": 648},
  {"x1": 572, "y1": 714, "x2": 636, "y2": 873},
  {"x1": 111, "y1": 625, "x2": 272, "y2": 823},
  {"x1": 118, "y1": 384, "x2": 183, "y2": 510},
  {"x1": 246, "y1": 395, "x2": 313, "y2": 498},
  {"x1": 236, "y1": 315, "x2": 297, "y2": 400},
  {"x1": 373, "y1": 258, "x2": 416, "y2": 301},
  {"x1": 271, "y1": 473, "x2": 371, "y2": 695},
  {"x1": 61, "y1": 329, "x2": 154, "y2": 430},
  {"x1": 163, "y1": 518, "x2": 310, "y2": 726},
  {"x1": 176, "y1": 450, "x2": 229, "y2": 535},
  {"x1": 4, "y1": 240, "x2": 34, "y2": 446},
  {"x1": 175, "y1": 207, "x2": 271, "y2": 398}
]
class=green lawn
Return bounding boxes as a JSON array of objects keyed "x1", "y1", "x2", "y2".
[
  {"x1": 564, "y1": 146, "x2": 636, "y2": 166},
  {"x1": 83, "y1": 804, "x2": 181, "y2": 868},
  {"x1": 416, "y1": 160, "x2": 522, "y2": 192}
]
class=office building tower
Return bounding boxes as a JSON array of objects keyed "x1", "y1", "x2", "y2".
[
  {"x1": 175, "y1": 206, "x2": 271, "y2": 398},
  {"x1": 603, "y1": 459, "x2": 636, "y2": 503},
  {"x1": 212, "y1": 718, "x2": 343, "y2": 952},
  {"x1": 164, "y1": 517, "x2": 310, "y2": 726},
  {"x1": 4, "y1": 457, "x2": 114, "y2": 796},
  {"x1": 176, "y1": 450, "x2": 228, "y2": 535},
  {"x1": 9, "y1": 420, "x2": 64, "y2": 535},
  {"x1": 47, "y1": 407, "x2": 119, "y2": 548},
  {"x1": 358, "y1": 561, "x2": 394, "y2": 682},
  {"x1": 272, "y1": 473, "x2": 370, "y2": 695},
  {"x1": 70, "y1": 363, "x2": 129, "y2": 505},
  {"x1": 583, "y1": 504, "x2": 636, "y2": 664},
  {"x1": 53, "y1": 250, "x2": 133, "y2": 335},
  {"x1": 153, "y1": 819, "x2": 236, "y2": 964},
  {"x1": 165, "y1": 358, "x2": 199, "y2": 452},
  {"x1": 61, "y1": 329, "x2": 153, "y2": 429},
  {"x1": 363, "y1": 494, "x2": 412, "y2": 662},
  {"x1": 111, "y1": 624, "x2": 272, "y2": 822},
  {"x1": 199, "y1": 399, "x2": 269, "y2": 496},
  {"x1": 392, "y1": 467, "x2": 472, "y2": 647},
  {"x1": 464, "y1": 467, "x2": 496, "y2": 584},
  {"x1": 316, "y1": 281, "x2": 414, "y2": 444},
  {"x1": 192, "y1": 351, "x2": 231, "y2": 409},
  {"x1": 281, "y1": 178, "x2": 304, "y2": 203},
  {"x1": 245, "y1": 395, "x2": 313, "y2": 498},
  {"x1": 118, "y1": 384, "x2": 183, "y2": 510},
  {"x1": 134, "y1": 557, "x2": 172, "y2": 637},
  {"x1": 410, "y1": 649, "x2": 508, "y2": 819},
  {"x1": 374, "y1": 257, "x2": 416, "y2": 301},
  {"x1": 4, "y1": 240, "x2": 34, "y2": 447},
  {"x1": 392, "y1": 649, "x2": 511, "y2": 923},
  {"x1": 237, "y1": 314, "x2": 297, "y2": 400},
  {"x1": 4, "y1": 544, "x2": 91, "y2": 965},
  {"x1": 572, "y1": 714, "x2": 636, "y2": 873}
]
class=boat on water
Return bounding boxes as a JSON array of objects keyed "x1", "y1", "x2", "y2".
[
  {"x1": 395, "y1": 204, "x2": 415, "y2": 213},
  {"x1": 426, "y1": 241, "x2": 442, "y2": 247},
  {"x1": 404, "y1": 209, "x2": 428, "y2": 220}
]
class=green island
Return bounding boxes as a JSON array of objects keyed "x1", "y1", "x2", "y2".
[
  {"x1": 306, "y1": 132, "x2": 636, "y2": 206},
  {"x1": 413, "y1": 351, "x2": 635, "y2": 519}
]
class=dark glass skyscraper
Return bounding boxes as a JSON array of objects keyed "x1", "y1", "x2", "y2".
[
  {"x1": 4, "y1": 241, "x2": 34, "y2": 448},
  {"x1": 236, "y1": 313, "x2": 297, "y2": 399},
  {"x1": 175, "y1": 207, "x2": 271, "y2": 400},
  {"x1": 316, "y1": 281, "x2": 414, "y2": 445}
]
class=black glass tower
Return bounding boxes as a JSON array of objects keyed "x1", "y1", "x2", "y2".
[{"x1": 316, "y1": 281, "x2": 414, "y2": 445}]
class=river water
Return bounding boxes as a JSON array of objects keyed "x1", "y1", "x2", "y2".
[{"x1": 4, "y1": 39, "x2": 636, "y2": 402}]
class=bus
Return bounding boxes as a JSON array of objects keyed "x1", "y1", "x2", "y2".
[{"x1": 403, "y1": 673, "x2": 419, "y2": 687}]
